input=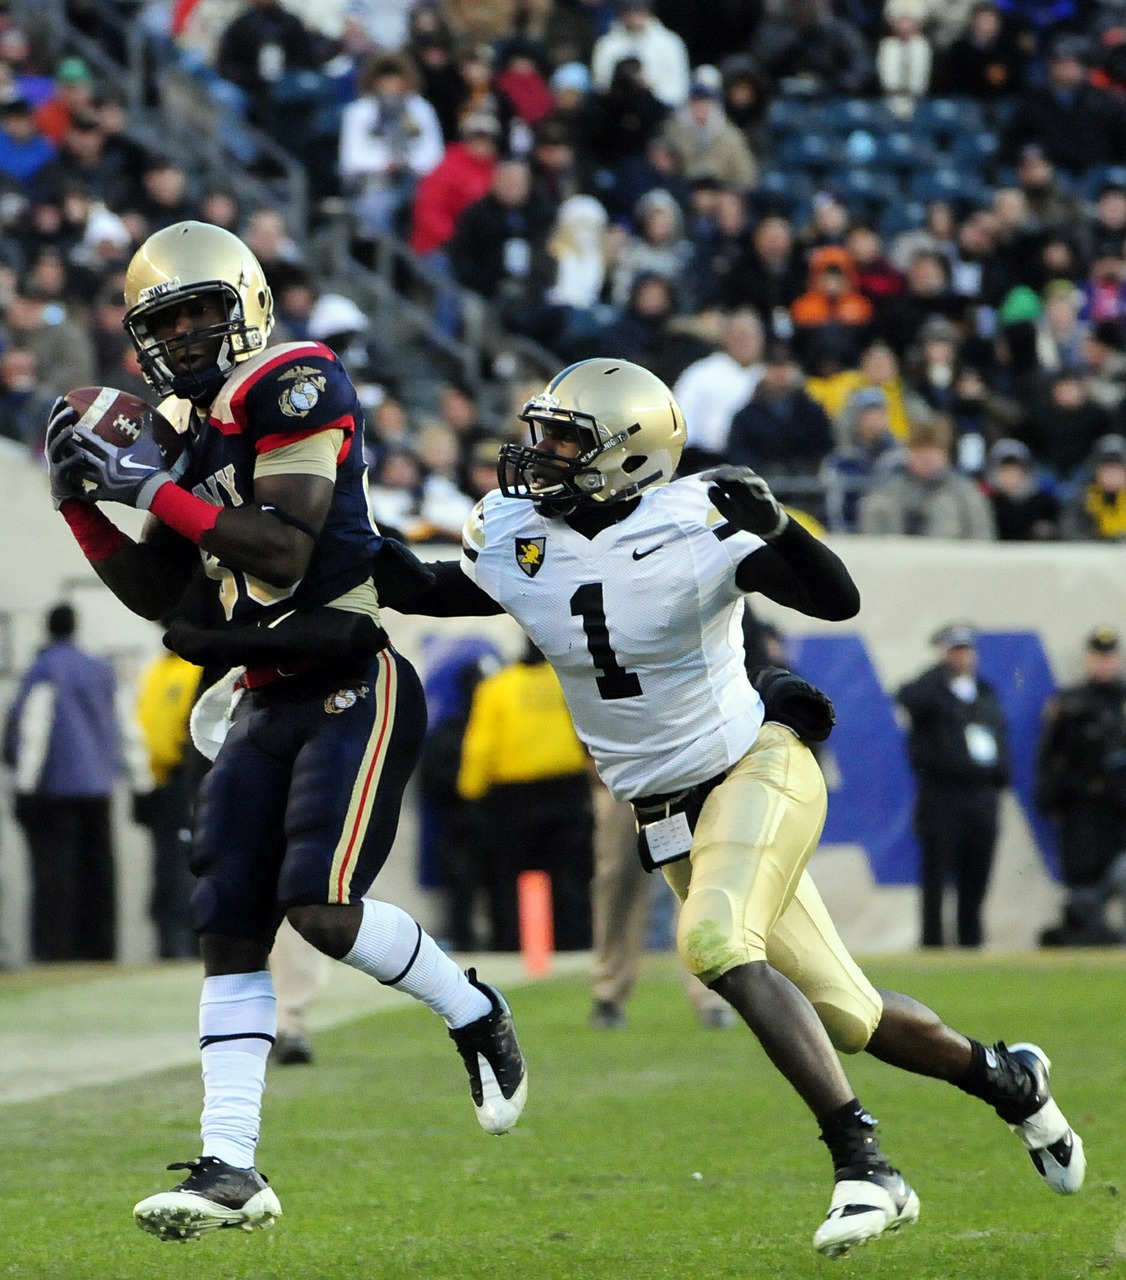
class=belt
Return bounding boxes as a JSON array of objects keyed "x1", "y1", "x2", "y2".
[
  {"x1": 632, "y1": 769, "x2": 728, "y2": 820},
  {"x1": 238, "y1": 658, "x2": 325, "y2": 690}
]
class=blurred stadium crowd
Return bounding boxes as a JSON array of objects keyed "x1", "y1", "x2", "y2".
[{"x1": 4, "y1": 0, "x2": 1126, "y2": 538}]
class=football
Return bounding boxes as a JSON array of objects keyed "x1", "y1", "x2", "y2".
[{"x1": 64, "y1": 386, "x2": 185, "y2": 468}]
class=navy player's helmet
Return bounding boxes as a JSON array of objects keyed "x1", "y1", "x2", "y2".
[
  {"x1": 123, "y1": 220, "x2": 274, "y2": 402},
  {"x1": 499, "y1": 358, "x2": 686, "y2": 516}
]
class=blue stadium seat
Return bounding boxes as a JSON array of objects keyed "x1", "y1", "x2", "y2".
[
  {"x1": 872, "y1": 131, "x2": 937, "y2": 175},
  {"x1": 909, "y1": 97, "x2": 985, "y2": 146},
  {"x1": 1081, "y1": 165, "x2": 1126, "y2": 200},
  {"x1": 950, "y1": 131, "x2": 999, "y2": 176},
  {"x1": 908, "y1": 168, "x2": 993, "y2": 208},
  {"x1": 820, "y1": 97, "x2": 898, "y2": 136},
  {"x1": 765, "y1": 96, "x2": 824, "y2": 137},
  {"x1": 774, "y1": 132, "x2": 846, "y2": 178},
  {"x1": 753, "y1": 169, "x2": 816, "y2": 216},
  {"x1": 880, "y1": 199, "x2": 928, "y2": 240},
  {"x1": 828, "y1": 169, "x2": 902, "y2": 224}
]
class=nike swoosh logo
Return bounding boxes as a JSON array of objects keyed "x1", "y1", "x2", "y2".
[
  {"x1": 632, "y1": 544, "x2": 664, "y2": 561},
  {"x1": 118, "y1": 457, "x2": 155, "y2": 470}
]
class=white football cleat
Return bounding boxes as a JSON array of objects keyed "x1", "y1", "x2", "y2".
[
  {"x1": 813, "y1": 1167, "x2": 920, "y2": 1259},
  {"x1": 134, "y1": 1157, "x2": 282, "y2": 1241},
  {"x1": 1005, "y1": 1043, "x2": 1086, "y2": 1194}
]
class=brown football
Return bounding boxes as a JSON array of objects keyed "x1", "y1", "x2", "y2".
[{"x1": 64, "y1": 386, "x2": 185, "y2": 467}]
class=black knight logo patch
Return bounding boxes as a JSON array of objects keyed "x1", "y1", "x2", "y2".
[{"x1": 515, "y1": 537, "x2": 546, "y2": 577}]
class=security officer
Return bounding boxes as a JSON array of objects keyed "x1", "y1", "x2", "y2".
[
  {"x1": 1035, "y1": 626, "x2": 1126, "y2": 946},
  {"x1": 896, "y1": 624, "x2": 1011, "y2": 948}
]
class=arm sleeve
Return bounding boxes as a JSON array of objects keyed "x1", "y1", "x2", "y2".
[
  {"x1": 734, "y1": 518, "x2": 860, "y2": 620},
  {"x1": 390, "y1": 560, "x2": 505, "y2": 617}
]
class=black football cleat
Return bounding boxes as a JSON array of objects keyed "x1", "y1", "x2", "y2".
[
  {"x1": 1003, "y1": 1043, "x2": 1085, "y2": 1194},
  {"x1": 449, "y1": 968, "x2": 528, "y2": 1134},
  {"x1": 133, "y1": 1156, "x2": 281, "y2": 1241}
]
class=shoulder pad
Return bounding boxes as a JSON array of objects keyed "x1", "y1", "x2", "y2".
[{"x1": 463, "y1": 500, "x2": 486, "y2": 553}]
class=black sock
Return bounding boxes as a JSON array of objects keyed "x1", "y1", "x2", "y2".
[
  {"x1": 818, "y1": 1099, "x2": 889, "y2": 1175},
  {"x1": 956, "y1": 1040, "x2": 1038, "y2": 1120}
]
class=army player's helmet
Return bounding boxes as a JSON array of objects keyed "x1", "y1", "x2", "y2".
[
  {"x1": 499, "y1": 358, "x2": 687, "y2": 516},
  {"x1": 123, "y1": 220, "x2": 275, "y2": 402}
]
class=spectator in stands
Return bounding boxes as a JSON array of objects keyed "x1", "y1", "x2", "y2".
[
  {"x1": 905, "y1": 315, "x2": 964, "y2": 418},
  {"x1": 591, "y1": 0, "x2": 691, "y2": 109},
  {"x1": 34, "y1": 57, "x2": 96, "y2": 147},
  {"x1": 452, "y1": 43, "x2": 516, "y2": 148},
  {"x1": 820, "y1": 384, "x2": 906, "y2": 533},
  {"x1": 1022, "y1": 369, "x2": 1112, "y2": 482},
  {"x1": 726, "y1": 339, "x2": 835, "y2": 480},
  {"x1": 307, "y1": 291, "x2": 395, "y2": 413},
  {"x1": 1014, "y1": 145, "x2": 1084, "y2": 238},
  {"x1": 1035, "y1": 279, "x2": 1089, "y2": 373},
  {"x1": 933, "y1": 0, "x2": 1025, "y2": 99},
  {"x1": 609, "y1": 185, "x2": 693, "y2": 308},
  {"x1": 447, "y1": 157, "x2": 556, "y2": 327},
  {"x1": 536, "y1": 192, "x2": 614, "y2": 359},
  {"x1": 32, "y1": 113, "x2": 132, "y2": 209},
  {"x1": 432, "y1": 383, "x2": 492, "y2": 491},
  {"x1": 529, "y1": 115, "x2": 588, "y2": 207},
  {"x1": 799, "y1": 190, "x2": 852, "y2": 255},
  {"x1": 1001, "y1": 32, "x2": 1126, "y2": 177},
  {"x1": 718, "y1": 53, "x2": 770, "y2": 154},
  {"x1": 493, "y1": 37, "x2": 555, "y2": 131},
  {"x1": 411, "y1": 29, "x2": 466, "y2": 143},
  {"x1": 876, "y1": 0, "x2": 933, "y2": 114},
  {"x1": 412, "y1": 421, "x2": 477, "y2": 541},
  {"x1": 790, "y1": 245, "x2": 874, "y2": 373},
  {"x1": 0, "y1": 346, "x2": 54, "y2": 451},
  {"x1": 1080, "y1": 253, "x2": 1126, "y2": 327},
  {"x1": 123, "y1": 155, "x2": 200, "y2": 235},
  {"x1": 1082, "y1": 318, "x2": 1126, "y2": 409},
  {"x1": 215, "y1": 0, "x2": 324, "y2": 131},
  {"x1": 240, "y1": 206, "x2": 305, "y2": 294},
  {"x1": 0, "y1": 94, "x2": 54, "y2": 187},
  {"x1": 726, "y1": 214, "x2": 804, "y2": 338},
  {"x1": 1060, "y1": 431, "x2": 1126, "y2": 540},
  {"x1": 2, "y1": 285, "x2": 96, "y2": 399},
  {"x1": 606, "y1": 132, "x2": 692, "y2": 226},
  {"x1": 339, "y1": 52, "x2": 445, "y2": 244},
  {"x1": 268, "y1": 268, "x2": 316, "y2": 342},
  {"x1": 599, "y1": 271, "x2": 709, "y2": 386},
  {"x1": 672, "y1": 308, "x2": 764, "y2": 470},
  {"x1": 410, "y1": 111, "x2": 500, "y2": 259},
  {"x1": 458, "y1": 637, "x2": 594, "y2": 952},
  {"x1": 687, "y1": 186, "x2": 754, "y2": 312},
  {"x1": 584, "y1": 54, "x2": 670, "y2": 186},
  {"x1": 87, "y1": 280, "x2": 147, "y2": 394},
  {"x1": 3, "y1": 603, "x2": 120, "y2": 962},
  {"x1": 752, "y1": 0, "x2": 874, "y2": 97},
  {"x1": 545, "y1": 60, "x2": 595, "y2": 145},
  {"x1": 949, "y1": 209, "x2": 1012, "y2": 308},
  {"x1": 888, "y1": 197, "x2": 957, "y2": 275},
  {"x1": 846, "y1": 224, "x2": 906, "y2": 313},
  {"x1": 876, "y1": 248, "x2": 965, "y2": 358},
  {"x1": 982, "y1": 437, "x2": 1061, "y2": 540},
  {"x1": 660, "y1": 64, "x2": 758, "y2": 195},
  {"x1": 1081, "y1": 179, "x2": 1126, "y2": 264},
  {"x1": 808, "y1": 338, "x2": 928, "y2": 442},
  {"x1": 858, "y1": 416, "x2": 996, "y2": 538}
]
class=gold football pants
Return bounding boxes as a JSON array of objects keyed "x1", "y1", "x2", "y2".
[{"x1": 662, "y1": 722, "x2": 882, "y2": 1053}]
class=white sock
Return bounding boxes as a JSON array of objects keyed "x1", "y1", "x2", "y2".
[
  {"x1": 198, "y1": 970, "x2": 276, "y2": 1169},
  {"x1": 342, "y1": 898, "x2": 491, "y2": 1028}
]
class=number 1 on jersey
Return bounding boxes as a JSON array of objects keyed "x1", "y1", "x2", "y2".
[{"x1": 570, "y1": 583, "x2": 643, "y2": 700}]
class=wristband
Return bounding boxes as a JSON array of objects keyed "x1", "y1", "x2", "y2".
[
  {"x1": 60, "y1": 499, "x2": 129, "y2": 561},
  {"x1": 149, "y1": 483, "x2": 222, "y2": 543}
]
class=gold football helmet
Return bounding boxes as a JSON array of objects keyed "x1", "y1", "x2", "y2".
[
  {"x1": 499, "y1": 358, "x2": 686, "y2": 515},
  {"x1": 123, "y1": 220, "x2": 274, "y2": 401}
]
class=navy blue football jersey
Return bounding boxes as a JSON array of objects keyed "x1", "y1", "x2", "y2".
[{"x1": 163, "y1": 341, "x2": 380, "y2": 624}]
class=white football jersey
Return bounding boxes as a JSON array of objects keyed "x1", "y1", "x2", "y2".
[{"x1": 461, "y1": 475, "x2": 767, "y2": 801}]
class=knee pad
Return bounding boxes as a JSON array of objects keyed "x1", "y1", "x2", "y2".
[
  {"x1": 676, "y1": 885, "x2": 764, "y2": 982},
  {"x1": 812, "y1": 993, "x2": 882, "y2": 1055}
]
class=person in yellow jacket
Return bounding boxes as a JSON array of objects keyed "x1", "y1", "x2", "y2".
[
  {"x1": 457, "y1": 639, "x2": 594, "y2": 951},
  {"x1": 133, "y1": 648, "x2": 203, "y2": 959}
]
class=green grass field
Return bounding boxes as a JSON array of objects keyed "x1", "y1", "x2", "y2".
[{"x1": 1, "y1": 952, "x2": 1123, "y2": 1280}]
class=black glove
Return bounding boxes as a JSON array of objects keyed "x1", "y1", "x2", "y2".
[
  {"x1": 700, "y1": 465, "x2": 789, "y2": 540},
  {"x1": 45, "y1": 398, "x2": 93, "y2": 510},
  {"x1": 372, "y1": 537, "x2": 437, "y2": 610},
  {"x1": 752, "y1": 665, "x2": 836, "y2": 743},
  {"x1": 69, "y1": 420, "x2": 172, "y2": 510}
]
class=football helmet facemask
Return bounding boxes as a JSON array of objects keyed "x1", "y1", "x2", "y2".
[
  {"x1": 499, "y1": 359, "x2": 686, "y2": 516},
  {"x1": 123, "y1": 221, "x2": 274, "y2": 403}
]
